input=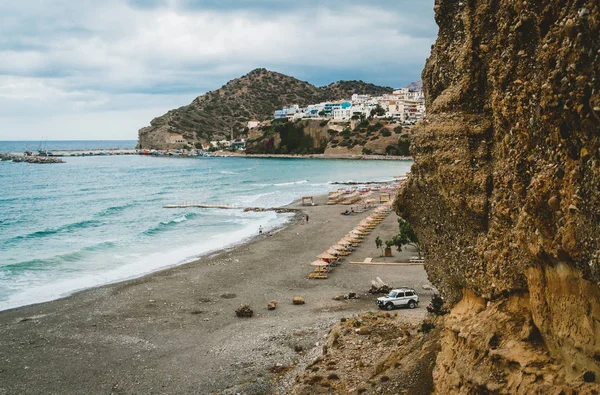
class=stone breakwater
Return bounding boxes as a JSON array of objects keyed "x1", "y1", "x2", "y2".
[
  {"x1": 396, "y1": 0, "x2": 600, "y2": 393},
  {"x1": 0, "y1": 154, "x2": 64, "y2": 164}
]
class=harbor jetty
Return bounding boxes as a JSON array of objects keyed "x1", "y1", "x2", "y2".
[
  {"x1": 37, "y1": 149, "x2": 138, "y2": 157},
  {"x1": 0, "y1": 153, "x2": 65, "y2": 164}
]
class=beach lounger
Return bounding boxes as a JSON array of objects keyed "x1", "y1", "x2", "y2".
[{"x1": 308, "y1": 273, "x2": 328, "y2": 279}]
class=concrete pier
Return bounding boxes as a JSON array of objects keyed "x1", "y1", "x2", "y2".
[{"x1": 4, "y1": 149, "x2": 138, "y2": 158}]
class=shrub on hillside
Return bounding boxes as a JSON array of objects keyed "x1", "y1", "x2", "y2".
[{"x1": 367, "y1": 122, "x2": 384, "y2": 132}]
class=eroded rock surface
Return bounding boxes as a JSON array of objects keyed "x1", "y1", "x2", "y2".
[{"x1": 396, "y1": 1, "x2": 600, "y2": 392}]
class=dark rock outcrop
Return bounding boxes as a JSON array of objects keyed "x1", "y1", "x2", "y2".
[{"x1": 396, "y1": 0, "x2": 600, "y2": 392}]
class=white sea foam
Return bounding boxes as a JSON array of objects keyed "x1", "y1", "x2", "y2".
[
  {"x1": 0, "y1": 211, "x2": 290, "y2": 312},
  {"x1": 257, "y1": 179, "x2": 309, "y2": 187},
  {"x1": 273, "y1": 179, "x2": 308, "y2": 186}
]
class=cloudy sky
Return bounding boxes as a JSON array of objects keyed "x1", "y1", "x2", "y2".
[{"x1": 1, "y1": 0, "x2": 437, "y2": 141}]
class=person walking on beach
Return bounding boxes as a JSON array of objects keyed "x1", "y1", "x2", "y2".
[
  {"x1": 306, "y1": 214, "x2": 309, "y2": 223},
  {"x1": 259, "y1": 225, "x2": 263, "y2": 234}
]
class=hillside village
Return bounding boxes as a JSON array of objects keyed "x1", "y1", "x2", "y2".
[
  {"x1": 273, "y1": 88, "x2": 425, "y2": 123},
  {"x1": 202, "y1": 87, "x2": 425, "y2": 153}
]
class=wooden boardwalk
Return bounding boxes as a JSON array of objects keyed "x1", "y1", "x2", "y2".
[{"x1": 163, "y1": 203, "x2": 236, "y2": 209}]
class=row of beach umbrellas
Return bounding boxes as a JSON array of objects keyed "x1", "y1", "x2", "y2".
[{"x1": 308, "y1": 202, "x2": 394, "y2": 279}]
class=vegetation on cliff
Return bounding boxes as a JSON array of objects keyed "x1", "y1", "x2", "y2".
[
  {"x1": 138, "y1": 68, "x2": 392, "y2": 147},
  {"x1": 246, "y1": 120, "x2": 328, "y2": 155}
]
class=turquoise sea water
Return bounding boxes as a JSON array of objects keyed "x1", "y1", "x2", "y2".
[{"x1": 0, "y1": 148, "x2": 412, "y2": 311}]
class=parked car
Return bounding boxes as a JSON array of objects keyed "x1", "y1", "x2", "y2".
[{"x1": 376, "y1": 288, "x2": 419, "y2": 310}]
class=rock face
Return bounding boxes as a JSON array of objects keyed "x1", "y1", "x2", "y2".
[
  {"x1": 137, "y1": 68, "x2": 392, "y2": 149},
  {"x1": 396, "y1": 1, "x2": 600, "y2": 392},
  {"x1": 246, "y1": 118, "x2": 411, "y2": 156}
]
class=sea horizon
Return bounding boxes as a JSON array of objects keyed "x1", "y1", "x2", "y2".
[{"x1": 0, "y1": 140, "x2": 138, "y2": 153}]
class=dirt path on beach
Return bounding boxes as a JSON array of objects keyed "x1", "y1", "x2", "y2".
[{"x1": 0, "y1": 196, "x2": 431, "y2": 394}]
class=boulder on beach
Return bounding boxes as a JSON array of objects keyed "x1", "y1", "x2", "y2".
[
  {"x1": 292, "y1": 296, "x2": 305, "y2": 305},
  {"x1": 369, "y1": 277, "x2": 391, "y2": 294},
  {"x1": 235, "y1": 304, "x2": 254, "y2": 317}
]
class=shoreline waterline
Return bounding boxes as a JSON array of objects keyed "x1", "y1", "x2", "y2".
[{"x1": 0, "y1": 207, "x2": 301, "y2": 313}]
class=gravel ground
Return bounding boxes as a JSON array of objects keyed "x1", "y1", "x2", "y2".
[{"x1": 0, "y1": 196, "x2": 431, "y2": 394}]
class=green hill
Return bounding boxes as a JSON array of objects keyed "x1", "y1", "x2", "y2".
[{"x1": 137, "y1": 68, "x2": 393, "y2": 149}]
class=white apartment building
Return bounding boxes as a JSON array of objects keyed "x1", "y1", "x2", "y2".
[
  {"x1": 351, "y1": 94, "x2": 370, "y2": 103},
  {"x1": 332, "y1": 108, "x2": 353, "y2": 120}
]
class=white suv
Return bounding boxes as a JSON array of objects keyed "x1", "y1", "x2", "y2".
[{"x1": 376, "y1": 288, "x2": 419, "y2": 310}]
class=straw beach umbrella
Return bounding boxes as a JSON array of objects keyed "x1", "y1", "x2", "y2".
[
  {"x1": 318, "y1": 252, "x2": 337, "y2": 260},
  {"x1": 310, "y1": 260, "x2": 329, "y2": 267},
  {"x1": 354, "y1": 225, "x2": 371, "y2": 234},
  {"x1": 331, "y1": 245, "x2": 351, "y2": 255},
  {"x1": 318, "y1": 252, "x2": 338, "y2": 264}
]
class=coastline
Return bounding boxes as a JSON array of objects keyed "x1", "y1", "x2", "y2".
[
  {"x1": 2, "y1": 149, "x2": 412, "y2": 161},
  {"x1": 0, "y1": 195, "x2": 429, "y2": 394},
  {"x1": 212, "y1": 152, "x2": 413, "y2": 161}
]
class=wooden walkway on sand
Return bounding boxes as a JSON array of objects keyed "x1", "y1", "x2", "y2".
[
  {"x1": 163, "y1": 203, "x2": 236, "y2": 209},
  {"x1": 350, "y1": 257, "x2": 424, "y2": 266}
]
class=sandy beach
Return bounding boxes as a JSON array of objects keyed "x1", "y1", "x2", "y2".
[{"x1": 0, "y1": 195, "x2": 430, "y2": 394}]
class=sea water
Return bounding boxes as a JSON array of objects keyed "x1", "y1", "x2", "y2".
[{"x1": 0, "y1": 146, "x2": 412, "y2": 311}]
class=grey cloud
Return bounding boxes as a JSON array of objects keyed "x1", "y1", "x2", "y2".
[{"x1": 0, "y1": 0, "x2": 437, "y2": 139}]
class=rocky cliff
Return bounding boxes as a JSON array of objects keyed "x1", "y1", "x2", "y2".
[
  {"x1": 137, "y1": 69, "x2": 392, "y2": 149},
  {"x1": 396, "y1": 0, "x2": 600, "y2": 393},
  {"x1": 245, "y1": 118, "x2": 411, "y2": 156}
]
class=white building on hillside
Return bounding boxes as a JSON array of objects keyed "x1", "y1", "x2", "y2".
[
  {"x1": 332, "y1": 108, "x2": 353, "y2": 120},
  {"x1": 247, "y1": 119, "x2": 260, "y2": 129},
  {"x1": 351, "y1": 94, "x2": 370, "y2": 104}
]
